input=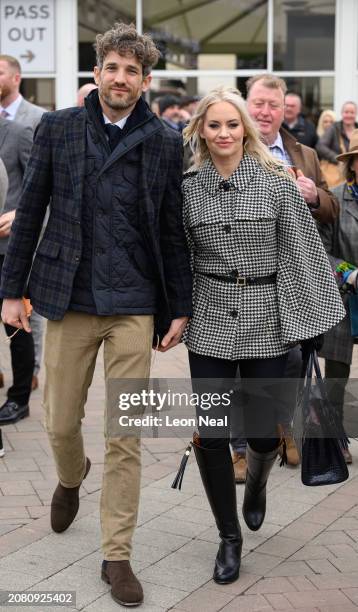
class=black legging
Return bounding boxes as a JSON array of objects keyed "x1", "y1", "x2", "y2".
[
  {"x1": 188, "y1": 351, "x2": 288, "y2": 453},
  {"x1": 0, "y1": 255, "x2": 34, "y2": 405}
]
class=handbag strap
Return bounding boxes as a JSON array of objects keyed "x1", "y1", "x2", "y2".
[{"x1": 302, "y1": 351, "x2": 314, "y2": 417}]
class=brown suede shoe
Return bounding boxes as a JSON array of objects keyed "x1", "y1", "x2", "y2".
[
  {"x1": 232, "y1": 451, "x2": 247, "y2": 483},
  {"x1": 101, "y1": 560, "x2": 143, "y2": 607},
  {"x1": 51, "y1": 457, "x2": 91, "y2": 533}
]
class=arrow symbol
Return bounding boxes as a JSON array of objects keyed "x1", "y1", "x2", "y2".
[{"x1": 20, "y1": 50, "x2": 35, "y2": 63}]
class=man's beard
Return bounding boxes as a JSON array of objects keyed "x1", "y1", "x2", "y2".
[
  {"x1": 0, "y1": 84, "x2": 11, "y2": 101},
  {"x1": 99, "y1": 85, "x2": 137, "y2": 111}
]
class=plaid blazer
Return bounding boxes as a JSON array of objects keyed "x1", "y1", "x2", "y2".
[
  {"x1": 0, "y1": 106, "x2": 192, "y2": 326},
  {"x1": 318, "y1": 183, "x2": 358, "y2": 364}
]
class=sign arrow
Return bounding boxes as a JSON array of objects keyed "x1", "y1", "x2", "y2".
[{"x1": 20, "y1": 50, "x2": 35, "y2": 63}]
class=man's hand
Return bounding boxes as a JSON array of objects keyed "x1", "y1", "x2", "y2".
[
  {"x1": 0, "y1": 210, "x2": 16, "y2": 238},
  {"x1": 156, "y1": 316, "x2": 189, "y2": 352},
  {"x1": 1, "y1": 298, "x2": 32, "y2": 332},
  {"x1": 296, "y1": 169, "x2": 318, "y2": 204}
]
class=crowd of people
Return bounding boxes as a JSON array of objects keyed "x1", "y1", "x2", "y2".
[{"x1": 0, "y1": 21, "x2": 356, "y2": 608}]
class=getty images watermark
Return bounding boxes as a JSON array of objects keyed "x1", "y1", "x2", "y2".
[
  {"x1": 117, "y1": 388, "x2": 233, "y2": 428},
  {"x1": 105, "y1": 378, "x2": 238, "y2": 437}
]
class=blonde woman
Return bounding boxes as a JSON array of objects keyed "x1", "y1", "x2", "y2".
[
  {"x1": 316, "y1": 109, "x2": 336, "y2": 139},
  {"x1": 180, "y1": 87, "x2": 345, "y2": 585}
]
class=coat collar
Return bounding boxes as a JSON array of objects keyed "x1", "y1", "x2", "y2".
[
  {"x1": 341, "y1": 182, "x2": 358, "y2": 222},
  {"x1": 197, "y1": 153, "x2": 260, "y2": 195},
  {"x1": 63, "y1": 103, "x2": 164, "y2": 207},
  {"x1": 280, "y1": 127, "x2": 301, "y2": 153},
  {"x1": 64, "y1": 109, "x2": 87, "y2": 208}
]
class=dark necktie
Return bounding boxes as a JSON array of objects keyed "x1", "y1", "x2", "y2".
[{"x1": 104, "y1": 123, "x2": 122, "y2": 151}]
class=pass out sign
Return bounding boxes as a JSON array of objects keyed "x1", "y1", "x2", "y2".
[{"x1": 0, "y1": 1, "x2": 55, "y2": 73}]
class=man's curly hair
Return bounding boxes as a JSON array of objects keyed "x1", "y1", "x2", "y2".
[{"x1": 94, "y1": 22, "x2": 160, "y2": 76}]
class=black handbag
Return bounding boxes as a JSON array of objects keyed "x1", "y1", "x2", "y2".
[{"x1": 300, "y1": 350, "x2": 349, "y2": 487}]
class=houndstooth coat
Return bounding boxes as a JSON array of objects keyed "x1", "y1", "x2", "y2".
[{"x1": 182, "y1": 154, "x2": 345, "y2": 360}]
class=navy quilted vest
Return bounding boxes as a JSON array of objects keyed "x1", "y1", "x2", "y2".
[{"x1": 69, "y1": 104, "x2": 157, "y2": 315}]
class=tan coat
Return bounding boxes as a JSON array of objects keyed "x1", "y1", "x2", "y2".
[{"x1": 281, "y1": 127, "x2": 339, "y2": 224}]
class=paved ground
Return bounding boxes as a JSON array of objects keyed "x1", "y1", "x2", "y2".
[{"x1": 0, "y1": 328, "x2": 358, "y2": 612}]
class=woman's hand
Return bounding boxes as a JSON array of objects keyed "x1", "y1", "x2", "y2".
[
  {"x1": 0, "y1": 210, "x2": 16, "y2": 237},
  {"x1": 156, "y1": 317, "x2": 189, "y2": 352}
]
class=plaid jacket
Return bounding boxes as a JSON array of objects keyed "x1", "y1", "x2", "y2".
[{"x1": 0, "y1": 106, "x2": 192, "y2": 326}]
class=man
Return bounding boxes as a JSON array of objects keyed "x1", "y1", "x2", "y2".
[
  {"x1": 0, "y1": 118, "x2": 34, "y2": 425},
  {"x1": 0, "y1": 22, "x2": 192, "y2": 607},
  {"x1": 283, "y1": 92, "x2": 318, "y2": 148},
  {"x1": 179, "y1": 95, "x2": 200, "y2": 117},
  {"x1": 158, "y1": 94, "x2": 183, "y2": 131},
  {"x1": 230, "y1": 74, "x2": 339, "y2": 479},
  {"x1": 76, "y1": 82, "x2": 98, "y2": 107},
  {"x1": 246, "y1": 75, "x2": 338, "y2": 223},
  {"x1": 0, "y1": 54, "x2": 46, "y2": 393},
  {"x1": 0, "y1": 54, "x2": 45, "y2": 128}
]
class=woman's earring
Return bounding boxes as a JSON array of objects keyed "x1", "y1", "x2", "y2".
[{"x1": 243, "y1": 137, "x2": 248, "y2": 151}]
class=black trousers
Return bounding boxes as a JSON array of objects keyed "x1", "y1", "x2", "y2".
[
  {"x1": 0, "y1": 255, "x2": 34, "y2": 405},
  {"x1": 324, "y1": 358, "x2": 351, "y2": 422},
  {"x1": 231, "y1": 345, "x2": 302, "y2": 451},
  {"x1": 188, "y1": 351, "x2": 288, "y2": 453}
]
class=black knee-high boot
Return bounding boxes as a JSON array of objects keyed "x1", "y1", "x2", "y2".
[
  {"x1": 242, "y1": 444, "x2": 278, "y2": 531},
  {"x1": 192, "y1": 441, "x2": 243, "y2": 584}
]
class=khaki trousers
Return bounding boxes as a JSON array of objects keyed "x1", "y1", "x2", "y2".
[{"x1": 44, "y1": 311, "x2": 153, "y2": 560}]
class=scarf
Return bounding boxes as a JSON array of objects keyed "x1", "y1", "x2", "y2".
[{"x1": 347, "y1": 179, "x2": 358, "y2": 201}]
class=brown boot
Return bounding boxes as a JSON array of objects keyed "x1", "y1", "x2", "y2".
[
  {"x1": 51, "y1": 457, "x2": 91, "y2": 533},
  {"x1": 101, "y1": 560, "x2": 143, "y2": 606},
  {"x1": 278, "y1": 434, "x2": 300, "y2": 466},
  {"x1": 232, "y1": 451, "x2": 247, "y2": 483}
]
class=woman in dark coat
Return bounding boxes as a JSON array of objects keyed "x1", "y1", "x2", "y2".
[
  {"x1": 316, "y1": 101, "x2": 358, "y2": 163},
  {"x1": 176, "y1": 87, "x2": 345, "y2": 586},
  {"x1": 318, "y1": 129, "x2": 358, "y2": 465}
]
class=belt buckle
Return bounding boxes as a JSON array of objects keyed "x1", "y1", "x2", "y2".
[{"x1": 237, "y1": 276, "x2": 246, "y2": 287}]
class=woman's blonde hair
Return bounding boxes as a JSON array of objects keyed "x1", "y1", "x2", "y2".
[
  {"x1": 183, "y1": 86, "x2": 286, "y2": 177},
  {"x1": 316, "y1": 109, "x2": 336, "y2": 138}
]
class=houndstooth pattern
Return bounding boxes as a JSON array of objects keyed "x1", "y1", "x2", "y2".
[{"x1": 182, "y1": 154, "x2": 346, "y2": 360}]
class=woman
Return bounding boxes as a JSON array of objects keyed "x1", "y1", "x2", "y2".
[
  {"x1": 316, "y1": 102, "x2": 358, "y2": 188},
  {"x1": 177, "y1": 87, "x2": 345, "y2": 585},
  {"x1": 318, "y1": 129, "x2": 358, "y2": 465},
  {"x1": 316, "y1": 109, "x2": 336, "y2": 139},
  {"x1": 316, "y1": 101, "x2": 358, "y2": 163}
]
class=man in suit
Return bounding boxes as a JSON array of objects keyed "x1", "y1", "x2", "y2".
[
  {"x1": 0, "y1": 118, "x2": 34, "y2": 425},
  {"x1": 0, "y1": 23, "x2": 192, "y2": 607},
  {"x1": 230, "y1": 74, "x2": 339, "y2": 479},
  {"x1": 283, "y1": 91, "x2": 318, "y2": 149},
  {"x1": 0, "y1": 54, "x2": 46, "y2": 392},
  {"x1": 0, "y1": 54, "x2": 45, "y2": 128}
]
